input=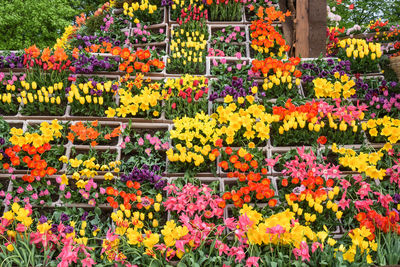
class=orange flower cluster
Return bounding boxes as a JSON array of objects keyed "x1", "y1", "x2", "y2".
[
  {"x1": 67, "y1": 121, "x2": 121, "y2": 147},
  {"x1": 219, "y1": 147, "x2": 276, "y2": 208},
  {"x1": 2, "y1": 143, "x2": 56, "y2": 183},
  {"x1": 252, "y1": 57, "x2": 302, "y2": 77},
  {"x1": 272, "y1": 99, "x2": 319, "y2": 121},
  {"x1": 106, "y1": 181, "x2": 154, "y2": 210},
  {"x1": 75, "y1": 13, "x2": 87, "y2": 27},
  {"x1": 250, "y1": 7, "x2": 291, "y2": 55},
  {"x1": 111, "y1": 47, "x2": 165, "y2": 76},
  {"x1": 255, "y1": 6, "x2": 290, "y2": 24},
  {"x1": 24, "y1": 45, "x2": 71, "y2": 71},
  {"x1": 387, "y1": 28, "x2": 400, "y2": 40}
]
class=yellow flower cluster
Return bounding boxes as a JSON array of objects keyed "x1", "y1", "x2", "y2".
[
  {"x1": 161, "y1": 220, "x2": 189, "y2": 247},
  {"x1": 313, "y1": 72, "x2": 356, "y2": 99},
  {"x1": 67, "y1": 81, "x2": 115, "y2": 106},
  {"x1": 0, "y1": 81, "x2": 16, "y2": 105},
  {"x1": 54, "y1": 25, "x2": 77, "y2": 49},
  {"x1": 241, "y1": 205, "x2": 316, "y2": 248},
  {"x1": 362, "y1": 116, "x2": 400, "y2": 144},
  {"x1": 252, "y1": 43, "x2": 288, "y2": 59},
  {"x1": 341, "y1": 227, "x2": 377, "y2": 264},
  {"x1": 286, "y1": 186, "x2": 342, "y2": 226},
  {"x1": 169, "y1": 29, "x2": 206, "y2": 65},
  {"x1": 332, "y1": 143, "x2": 392, "y2": 180},
  {"x1": 123, "y1": 0, "x2": 157, "y2": 24},
  {"x1": 9, "y1": 120, "x2": 63, "y2": 148},
  {"x1": 171, "y1": 0, "x2": 205, "y2": 12},
  {"x1": 106, "y1": 83, "x2": 162, "y2": 118},
  {"x1": 339, "y1": 38, "x2": 382, "y2": 60},
  {"x1": 262, "y1": 71, "x2": 301, "y2": 92},
  {"x1": 277, "y1": 111, "x2": 360, "y2": 135},
  {"x1": 111, "y1": 195, "x2": 163, "y2": 253},
  {"x1": 163, "y1": 74, "x2": 208, "y2": 99},
  {"x1": 60, "y1": 155, "x2": 121, "y2": 185},
  {"x1": 0, "y1": 92, "x2": 13, "y2": 105},
  {"x1": 16, "y1": 81, "x2": 63, "y2": 105},
  {"x1": 167, "y1": 112, "x2": 219, "y2": 166},
  {"x1": 277, "y1": 112, "x2": 316, "y2": 134},
  {"x1": 3, "y1": 203, "x2": 33, "y2": 228},
  {"x1": 214, "y1": 101, "x2": 279, "y2": 144}
]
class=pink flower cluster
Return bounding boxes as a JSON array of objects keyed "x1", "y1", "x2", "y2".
[
  {"x1": 131, "y1": 23, "x2": 165, "y2": 43},
  {"x1": 163, "y1": 183, "x2": 224, "y2": 218},
  {"x1": 369, "y1": 93, "x2": 400, "y2": 116},
  {"x1": 283, "y1": 147, "x2": 341, "y2": 182},
  {"x1": 137, "y1": 134, "x2": 169, "y2": 156},
  {"x1": 317, "y1": 99, "x2": 368, "y2": 125},
  {"x1": 102, "y1": 14, "x2": 114, "y2": 32}
]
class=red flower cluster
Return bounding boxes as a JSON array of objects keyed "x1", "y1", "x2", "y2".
[
  {"x1": 169, "y1": 85, "x2": 208, "y2": 105},
  {"x1": 357, "y1": 210, "x2": 400, "y2": 238},
  {"x1": 177, "y1": 4, "x2": 208, "y2": 25},
  {"x1": 326, "y1": 27, "x2": 345, "y2": 55},
  {"x1": 24, "y1": 45, "x2": 73, "y2": 72},
  {"x1": 317, "y1": 136, "x2": 327, "y2": 145},
  {"x1": 369, "y1": 20, "x2": 389, "y2": 32}
]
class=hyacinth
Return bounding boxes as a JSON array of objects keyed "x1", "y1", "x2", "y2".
[{"x1": 120, "y1": 164, "x2": 166, "y2": 189}]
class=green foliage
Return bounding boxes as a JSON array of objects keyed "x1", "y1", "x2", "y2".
[
  {"x1": 0, "y1": 0, "x2": 105, "y2": 50},
  {"x1": 0, "y1": 0, "x2": 75, "y2": 49},
  {"x1": 328, "y1": 0, "x2": 400, "y2": 28},
  {"x1": 69, "y1": 0, "x2": 105, "y2": 16}
]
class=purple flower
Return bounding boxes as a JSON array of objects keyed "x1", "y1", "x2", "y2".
[
  {"x1": 60, "y1": 213, "x2": 69, "y2": 222},
  {"x1": 81, "y1": 211, "x2": 89, "y2": 221},
  {"x1": 51, "y1": 224, "x2": 59, "y2": 233},
  {"x1": 39, "y1": 215, "x2": 48, "y2": 224},
  {"x1": 65, "y1": 226, "x2": 74, "y2": 233},
  {"x1": 394, "y1": 193, "x2": 400, "y2": 204}
]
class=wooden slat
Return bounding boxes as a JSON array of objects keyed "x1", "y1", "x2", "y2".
[{"x1": 296, "y1": 0, "x2": 309, "y2": 57}]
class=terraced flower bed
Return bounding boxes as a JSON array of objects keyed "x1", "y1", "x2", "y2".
[{"x1": 0, "y1": 0, "x2": 400, "y2": 266}]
